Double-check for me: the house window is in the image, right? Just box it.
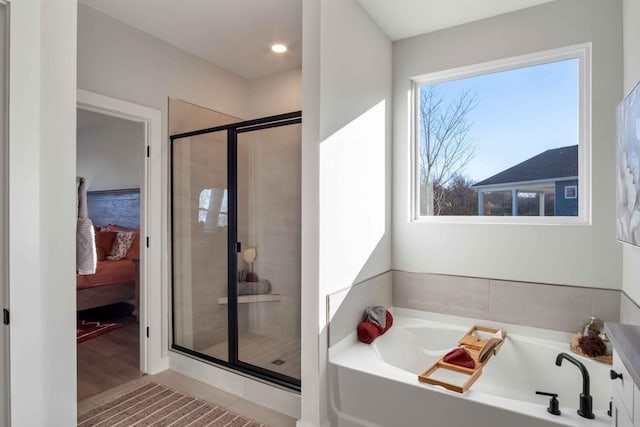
[413,44,590,223]
[564,185,577,199]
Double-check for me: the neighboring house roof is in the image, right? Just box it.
[472,145,578,187]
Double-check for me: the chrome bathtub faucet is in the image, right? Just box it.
[555,352,595,419]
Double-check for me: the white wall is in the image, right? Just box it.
[622,0,640,304]
[392,0,623,288]
[78,3,250,128]
[299,0,392,425]
[77,115,144,191]
[299,0,321,424]
[9,0,77,425]
[249,68,302,118]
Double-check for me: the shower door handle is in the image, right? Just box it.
[236,242,242,253]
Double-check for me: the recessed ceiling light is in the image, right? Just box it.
[271,44,287,53]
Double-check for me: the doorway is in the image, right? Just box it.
[171,111,302,390]
[76,108,145,400]
[75,90,166,402]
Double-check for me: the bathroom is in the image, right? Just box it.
[307,0,640,426]
[4,0,640,425]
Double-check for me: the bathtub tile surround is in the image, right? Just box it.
[489,281,593,332]
[392,271,620,333]
[592,289,623,321]
[327,271,621,355]
[327,272,392,346]
[392,271,490,319]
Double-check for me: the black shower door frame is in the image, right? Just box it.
[170,111,302,391]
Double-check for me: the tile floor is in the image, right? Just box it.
[201,333,301,380]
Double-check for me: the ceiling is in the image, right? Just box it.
[79,0,302,80]
[78,0,556,79]
[357,0,557,41]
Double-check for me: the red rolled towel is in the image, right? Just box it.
[383,310,393,332]
[443,347,476,369]
[357,310,394,344]
[357,321,381,344]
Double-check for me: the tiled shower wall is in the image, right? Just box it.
[241,125,301,342]
[328,270,624,346]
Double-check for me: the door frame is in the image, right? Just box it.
[0,1,8,424]
[77,89,166,374]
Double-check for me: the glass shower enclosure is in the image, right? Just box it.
[171,111,301,389]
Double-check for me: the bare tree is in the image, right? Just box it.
[435,174,478,216]
[419,85,477,215]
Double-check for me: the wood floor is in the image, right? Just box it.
[77,304,143,401]
[201,333,300,380]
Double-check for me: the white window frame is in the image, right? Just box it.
[410,43,592,225]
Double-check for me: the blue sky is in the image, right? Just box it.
[421,58,579,182]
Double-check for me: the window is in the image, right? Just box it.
[198,188,228,230]
[564,185,577,199]
[413,44,590,223]
[198,189,212,223]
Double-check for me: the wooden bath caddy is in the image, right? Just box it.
[418,325,507,394]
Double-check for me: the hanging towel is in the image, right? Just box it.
[76,177,97,275]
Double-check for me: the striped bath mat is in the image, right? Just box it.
[78,383,268,426]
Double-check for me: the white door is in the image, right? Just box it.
[0,2,9,425]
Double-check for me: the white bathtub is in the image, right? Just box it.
[329,308,612,427]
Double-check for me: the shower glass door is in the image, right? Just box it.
[235,123,301,383]
[172,130,229,361]
[171,111,301,389]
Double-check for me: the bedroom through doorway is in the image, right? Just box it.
[76,107,145,401]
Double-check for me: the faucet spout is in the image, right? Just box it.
[555,352,594,419]
[555,352,590,395]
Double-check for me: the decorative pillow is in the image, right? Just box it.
[95,231,117,261]
[126,232,140,259]
[107,231,136,261]
[105,224,140,259]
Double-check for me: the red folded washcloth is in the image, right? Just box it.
[357,310,394,344]
[443,347,476,369]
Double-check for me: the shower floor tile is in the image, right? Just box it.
[201,333,301,380]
